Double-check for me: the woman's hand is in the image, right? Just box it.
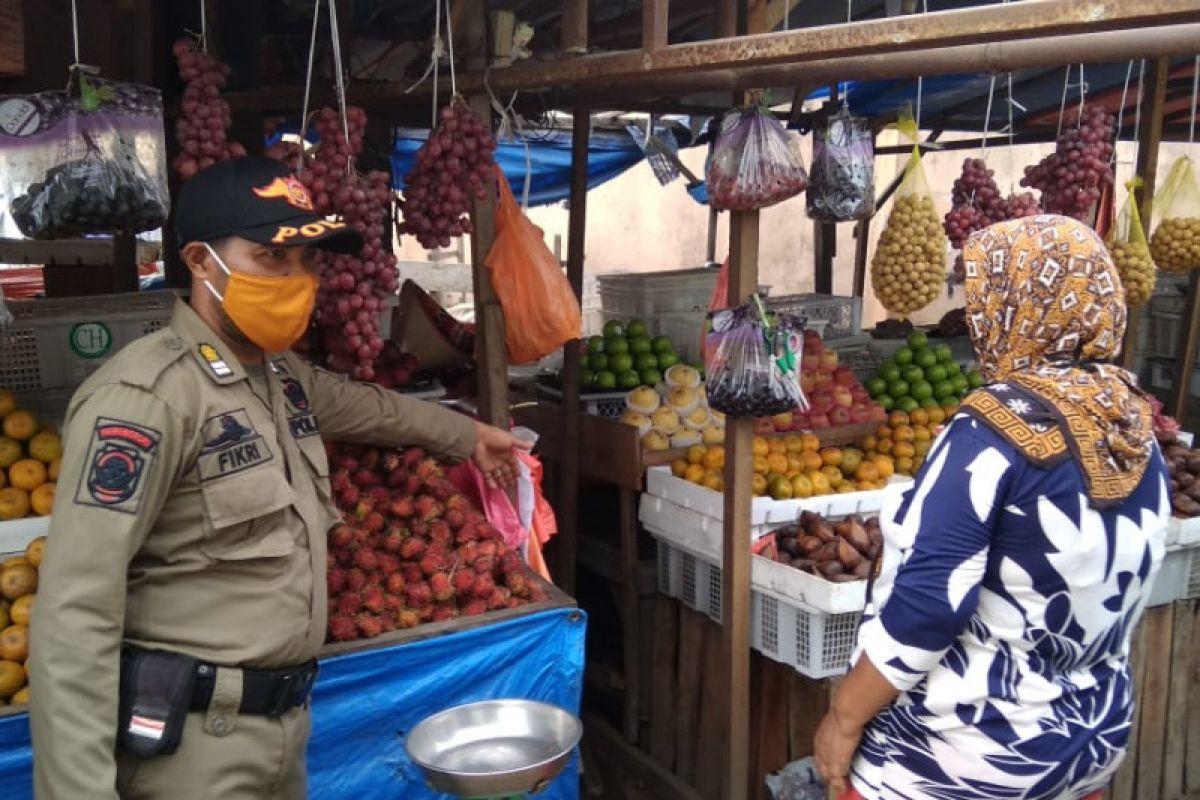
[471,423,534,490]
[814,706,864,795]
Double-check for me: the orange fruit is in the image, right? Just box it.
[30,483,54,517]
[836,483,856,494]
[1,563,36,601]
[874,456,895,479]
[767,453,789,475]
[47,457,61,482]
[943,402,960,417]
[27,431,61,464]
[888,410,910,428]
[895,455,915,475]
[783,435,804,455]
[752,474,768,496]
[856,479,875,491]
[9,595,32,627]
[685,463,707,484]
[912,425,931,443]
[876,438,894,456]
[688,444,707,465]
[855,462,881,483]
[910,408,930,427]
[702,471,724,492]
[10,685,29,705]
[859,434,878,454]
[0,438,20,469]
[875,425,893,442]
[2,411,38,442]
[752,437,770,457]
[821,465,843,485]
[753,455,770,475]
[892,425,915,444]
[703,447,726,471]
[0,625,28,662]
[1,556,23,570]
[840,449,863,477]
[786,454,805,476]
[893,441,916,459]
[800,434,821,453]
[8,459,46,492]
[790,474,814,499]
[913,456,925,471]
[766,474,793,500]
[820,448,844,468]
[0,471,6,490]
[767,438,787,456]
[671,459,690,478]
[0,391,15,419]
[800,451,823,472]
[0,660,24,701]
[807,471,832,496]
[0,488,29,521]
[926,407,946,426]
[913,439,932,458]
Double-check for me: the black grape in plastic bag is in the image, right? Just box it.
[807,106,874,223]
[705,305,808,418]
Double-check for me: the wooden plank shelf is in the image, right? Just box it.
[0,237,161,267]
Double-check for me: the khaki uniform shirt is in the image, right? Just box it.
[29,300,477,799]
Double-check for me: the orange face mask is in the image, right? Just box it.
[203,243,317,353]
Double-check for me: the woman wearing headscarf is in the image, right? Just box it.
[814,215,1169,799]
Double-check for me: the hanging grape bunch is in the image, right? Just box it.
[1021,105,1115,221]
[398,98,497,250]
[171,38,246,180]
[943,158,1006,248]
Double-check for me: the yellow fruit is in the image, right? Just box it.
[876,438,894,456]
[0,488,30,521]
[767,438,787,456]
[8,460,46,492]
[752,437,770,458]
[855,462,881,483]
[820,448,843,468]
[783,435,804,455]
[753,455,770,475]
[859,434,878,454]
[895,455,915,476]
[837,483,857,494]
[702,471,724,492]
[912,425,931,443]
[913,439,932,458]
[28,431,62,464]
[0,625,28,662]
[1150,216,1200,273]
[875,424,893,441]
[0,605,7,630]
[893,441,916,459]
[2,411,38,442]
[874,456,895,479]
[926,407,946,426]
[30,483,54,517]
[767,474,794,500]
[767,453,789,475]
[790,474,814,499]
[786,454,805,476]
[871,194,948,314]
[840,450,863,478]
[0,391,15,418]
[0,564,36,601]
[1,556,23,570]
[910,408,930,427]
[0,438,20,469]
[799,434,821,453]
[856,479,875,491]
[751,474,768,496]
[47,457,61,482]
[9,595,32,627]
[888,410,910,428]
[893,425,915,444]
[671,459,690,478]
[0,660,24,701]
[687,444,707,465]
[685,464,707,484]
[10,685,29,705]
[913,456,925,471]
[807,471,832,496]
[821,465,843,485]
[800,451,823,473]
[943,402,960,417]
[703,447,726,471]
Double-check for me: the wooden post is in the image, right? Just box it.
[643,0,669,50]
[721,209,759,800]
[561,0,588,53]
[1122,57,1169,370]
[464,3,509,426]
[558,108,590,596]
[619,486,642,744]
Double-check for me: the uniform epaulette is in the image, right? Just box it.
[76,329,193,396]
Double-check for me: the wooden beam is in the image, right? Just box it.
[643,0,669,50]
[1122,56,1169,370]
[560,0,588,53]
[852,216,871,300]
[619,487,642,744]
[715,0,737,39]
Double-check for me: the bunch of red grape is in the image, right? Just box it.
[1021,105,1116,221]
[943,159,1007,248]
[171,39,246,180]
[398,99,497,250]
[1004,190,1041,219]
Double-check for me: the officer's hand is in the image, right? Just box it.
[472,423,534,490]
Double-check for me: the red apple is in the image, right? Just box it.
[803,329,824,354]
[793,412,810,429]
[832,386,854,409]
[809,412,831,429]
[800,369,816,394]
[772,412,795,432]
[833,367,857,388]
[830,407,852,426]
[868,404,888,422]
[820,350,839,370]
[810,394,834,415]
[753,417,775,436]
[814,370,833,389]
[849,403,871,424]
[850,387,870,405]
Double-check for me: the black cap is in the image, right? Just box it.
[175,157,363,254]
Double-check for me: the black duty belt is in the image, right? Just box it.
[189,659,319,717]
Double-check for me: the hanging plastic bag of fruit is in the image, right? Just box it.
[0,71,169,240]
[485,166,583,364]
[807,105,875,222]
[707,99,808,212]
[1149,156,1200,273]
[1105,178,1156,307]
[870,107,947,317]
[704,299,808,418]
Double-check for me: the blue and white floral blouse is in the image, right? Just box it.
[850,415,1169,800]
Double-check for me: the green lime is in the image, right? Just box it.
[587,336,606,355]
[580,368,596,387]
[627,320,649,338]
[950,374,969,394]
[911,380,934,401]
[634,353,659,371]
[652,336,675,355]
[898,397,920,413]
[903,365,925,385]
[934,380,955,399]
[894,347,914,366]
[921,397,941,409]
[925,365,947,384]
[640,368,663,386]
[944,360,963,376]
[595,370,617,390]
[967,369,985,389]
[610,353,634,373]
[867,377,888,398]
[879,364,901,384]
[628,337,652,356]
[588,353,610,372]
[878,395,895,411]
[603,320,625,338]
[934,344,954,363]
[618,370,641,389]
[888,379,910,399]
[657,352,680,370]
[915,349,938,370]
[606,337,629,355]
[907,330,929,349]
[936,394,958,407]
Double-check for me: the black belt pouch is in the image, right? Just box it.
[117,647,198,757]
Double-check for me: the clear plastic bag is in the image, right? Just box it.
[807,106,874,222]
[1106,178,1156,306]
[1149,156,1200,273]
[704,303,808,417]
[0,73,169,240]
[707,104,808,212]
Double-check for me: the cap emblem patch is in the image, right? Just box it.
[252,176,314,212]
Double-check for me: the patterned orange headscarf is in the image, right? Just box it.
[960,215,1153,507]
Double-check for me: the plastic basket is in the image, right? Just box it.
[655,538,860,678]
[0,291,177,392]
[1148,544,1200,606]
[535,382,628,419]
[1152,310,1183,360]
[596,268,720,320]
[764,294,862,340]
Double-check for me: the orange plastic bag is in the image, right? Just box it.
[485,167,582,364]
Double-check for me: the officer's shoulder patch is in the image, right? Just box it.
[75,417,162,514]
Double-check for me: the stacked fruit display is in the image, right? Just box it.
[324,443,546,642]
[758,512,882,583]
[790,330,886,430]
[671,435,894,499]
[865,331,981,414]
[567,320,686,393]
[1158,433,1200,518]
[855,407,952,478]
[621,364,724,451]
[0,392,58,521]
[0,535,42,707]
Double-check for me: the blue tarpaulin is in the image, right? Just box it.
[0,607,587,799]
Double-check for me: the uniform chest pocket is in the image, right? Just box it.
[199,465,298,561]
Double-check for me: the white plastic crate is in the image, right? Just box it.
[655,538,861,678]
[642,501,869,614]
[1165,515,1200,548]
[1148,544,1200,607]
[0,291,177,391]
[596,268,719,320]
